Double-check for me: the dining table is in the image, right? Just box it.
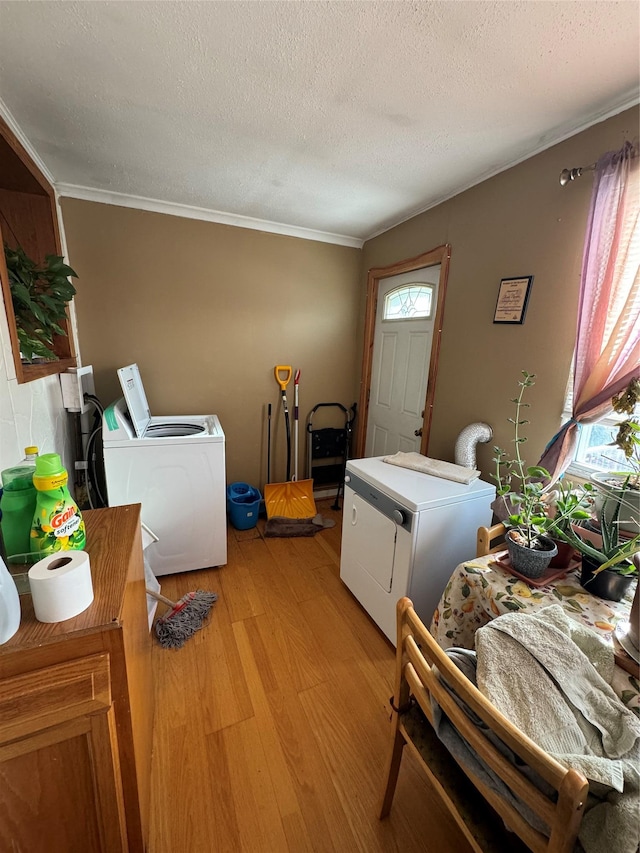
[430,551,639,713]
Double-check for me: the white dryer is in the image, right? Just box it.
[102,364,227,576]
[340,456,495,644]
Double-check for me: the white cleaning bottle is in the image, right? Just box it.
[0,556,20,644]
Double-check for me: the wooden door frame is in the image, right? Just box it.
[354,244,451,459]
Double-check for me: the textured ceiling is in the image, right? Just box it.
[0,1,638,244]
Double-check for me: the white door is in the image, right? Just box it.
[365,267,439,457]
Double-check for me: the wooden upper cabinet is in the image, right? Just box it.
[0,114,76,383]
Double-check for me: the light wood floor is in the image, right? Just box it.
[148,499,473,852]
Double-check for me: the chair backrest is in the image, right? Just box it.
[476,522,506,556]
[394,597,588,853]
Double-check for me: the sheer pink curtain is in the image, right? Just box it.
[539,142,640,481]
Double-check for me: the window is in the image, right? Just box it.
[383,284,433,320]
[564,369,638,477]
[569,417,636,477]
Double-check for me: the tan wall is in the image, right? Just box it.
[361,106,639,480]
[61,105,637,491]
[59,201,362,486]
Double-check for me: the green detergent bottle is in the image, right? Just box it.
[0,447,39,559]
[31,453,86,555]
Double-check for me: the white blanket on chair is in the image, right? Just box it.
[475,605,640,853]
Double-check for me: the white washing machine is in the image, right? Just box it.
[340,456,495,644]
[102,364,227,576]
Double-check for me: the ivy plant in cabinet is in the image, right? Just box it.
[0,113,76,383]
[0,505,154,853]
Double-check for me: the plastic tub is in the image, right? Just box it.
[227,483,262,530]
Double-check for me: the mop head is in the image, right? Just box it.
[154,590,218,649]
[264,513,335,538]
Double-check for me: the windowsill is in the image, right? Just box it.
[565,461,637,487]
[564,462,598,483]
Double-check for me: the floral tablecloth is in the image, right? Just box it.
[430,553,639,714]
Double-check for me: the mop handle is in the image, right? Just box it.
[267,402,272,486]
[293,369,300,481]
[146,589,177,607]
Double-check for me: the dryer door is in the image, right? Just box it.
[340,486,397,594]
[340,484,402,642]
[345,491,396,592]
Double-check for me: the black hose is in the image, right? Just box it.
[86,424,107,508]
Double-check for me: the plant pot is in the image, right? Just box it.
[590,472,640,536]
[506,530,557,579]
[580,554,637,602]
[548,539,577,569]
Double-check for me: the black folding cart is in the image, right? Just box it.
[306,402,357,510]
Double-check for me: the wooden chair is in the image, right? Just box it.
[379,597,588,853]
[476,522,507,557]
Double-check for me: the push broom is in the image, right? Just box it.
[146,588,218,649]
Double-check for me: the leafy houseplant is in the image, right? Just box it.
[541,480,593,568]
[611,376,640,485]
[591,376,640,536]
[492,371,558,577]
[543,480,592,537]
[545,377,640,599]
[3,243,78,362]
[549,494,640,574]
[548,491,640,601]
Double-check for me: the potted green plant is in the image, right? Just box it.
[542,479,592,568]
[591,376,639,535]
[3,243,78,362]
[492,371,558,578]
[548,492,640,601]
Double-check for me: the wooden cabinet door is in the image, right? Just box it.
[0,711,128,852]
[0,654,128,852]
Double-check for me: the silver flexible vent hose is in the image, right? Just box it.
[454,422,493,469]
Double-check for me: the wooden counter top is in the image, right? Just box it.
[1,504,142,654]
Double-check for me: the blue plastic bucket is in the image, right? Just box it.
[227,483,262,530]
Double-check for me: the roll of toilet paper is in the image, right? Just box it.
[28,550,93,623]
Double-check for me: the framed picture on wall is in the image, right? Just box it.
[493,276,533,324]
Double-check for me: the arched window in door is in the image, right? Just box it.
[383,284,434,320]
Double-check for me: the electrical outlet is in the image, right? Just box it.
[60,366,95,413]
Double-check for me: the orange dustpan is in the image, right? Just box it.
[264,479,316,519]
[265,366,317,519]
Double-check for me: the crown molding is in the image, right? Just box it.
[0,95,361,247]
[56,183,364,249]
